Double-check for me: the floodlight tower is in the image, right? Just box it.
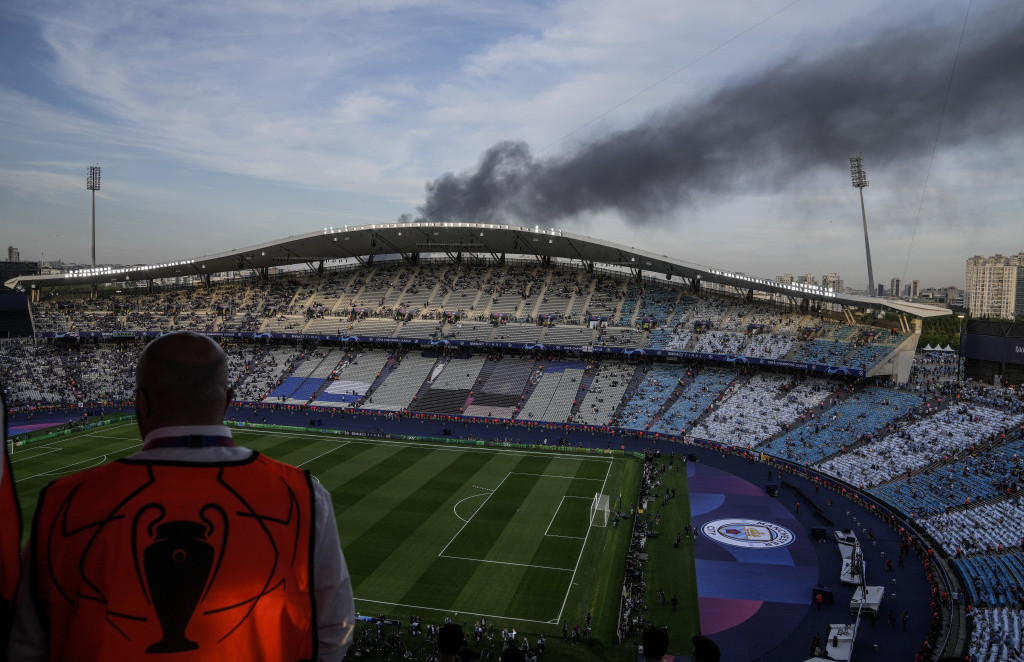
[850,154,875,296]
[86,164,100,268]
[86,164,101,268]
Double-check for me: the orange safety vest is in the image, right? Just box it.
[32,453,317,661]
[0,393,23,639]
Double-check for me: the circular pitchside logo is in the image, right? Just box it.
[702,518,795,549]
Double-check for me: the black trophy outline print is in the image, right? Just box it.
[132,502,227,653]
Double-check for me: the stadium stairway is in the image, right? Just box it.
[361,354,398,401]
[609,364,649,426]
[568,363,597,419]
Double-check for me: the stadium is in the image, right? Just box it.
[3,222,1022,662]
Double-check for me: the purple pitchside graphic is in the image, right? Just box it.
[688,463,817,661]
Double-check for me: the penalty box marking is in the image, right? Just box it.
[439,469,604,568]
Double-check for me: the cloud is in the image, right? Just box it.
[416,8,1024,227]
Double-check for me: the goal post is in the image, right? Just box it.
[591,492,610,527]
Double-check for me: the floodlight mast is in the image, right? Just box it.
[86,165,101,268]
[850,154,875,296]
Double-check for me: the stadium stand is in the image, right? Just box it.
[11,258,1024,662]
[758,386,923,465]
[688,373,833,447]
[363,352,437,411]
[818,405,1024,488]
[518,360,586,422]
[463,356,536,419]
[573,361,636,426]
[968,607,1024,662]
[312,349,390,408]
[649,366,738,435]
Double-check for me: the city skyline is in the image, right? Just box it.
[1,1,1022,290]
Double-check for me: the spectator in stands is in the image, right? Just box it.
[7,332,355,661]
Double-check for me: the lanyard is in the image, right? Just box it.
[144,435,236,449]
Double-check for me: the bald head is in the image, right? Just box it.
[135,332,233,437]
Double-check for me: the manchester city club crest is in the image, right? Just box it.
[701,518,795,549]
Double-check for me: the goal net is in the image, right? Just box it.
[590,493,610,527]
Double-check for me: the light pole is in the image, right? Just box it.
[850,155,875,297]
[86,164,101,268]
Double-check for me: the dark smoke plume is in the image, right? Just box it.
[416,9,1024,225]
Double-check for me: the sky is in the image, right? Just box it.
[1,0,1021,292]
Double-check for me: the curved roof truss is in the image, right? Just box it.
[6,221,951,318]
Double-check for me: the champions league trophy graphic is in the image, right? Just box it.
[134,505,226,653]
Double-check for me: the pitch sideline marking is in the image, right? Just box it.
[437,553,573,572]
[16,448,141,483]
[352,596,557,626]
[238,427,614,464]
[296,441,350,468]
[511,471,604,480]
[438,472,510,557]
[554,458,612,625]
[543,495,591,538]
[11,421,138,462]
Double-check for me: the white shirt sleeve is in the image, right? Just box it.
[311,481,356,661]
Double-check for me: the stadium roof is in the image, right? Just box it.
[7,221,952,318]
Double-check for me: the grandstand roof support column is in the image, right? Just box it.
[200,272,210,288]
[799,298,809,313]
[745,288,754,303]
[258,266,269,281]
[584,261,594,274]
[689,276,700,293]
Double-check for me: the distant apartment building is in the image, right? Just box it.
[890,278,902,298]
[798,273,817,286]
[7,246,18,262]
[920,286,959,304]
[821,273,843,292]
[776,273,794,285]
[965,253,1024,319]
[910,280,920,299]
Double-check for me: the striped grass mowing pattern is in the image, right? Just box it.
[11,424,638,635]
[296,435,618,625]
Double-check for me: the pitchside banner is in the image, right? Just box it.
[961,334,1024,365]
[38,331,866,377]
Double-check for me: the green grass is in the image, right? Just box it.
[638,457,701,646]
[11,422,681,660]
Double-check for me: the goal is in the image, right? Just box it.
[590,493,610,527]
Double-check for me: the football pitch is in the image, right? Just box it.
[11,421,652,651]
